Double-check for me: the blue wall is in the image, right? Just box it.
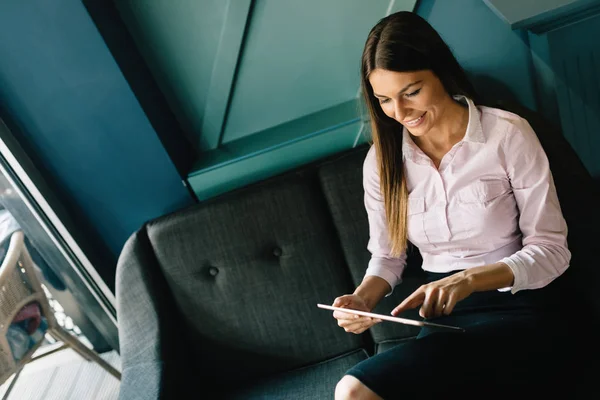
[0,0,195,287]
[417,0,538,110]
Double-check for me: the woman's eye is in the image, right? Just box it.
[405,88,421,98]
[379,98,390,104]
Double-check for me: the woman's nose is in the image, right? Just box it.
[393,100,407,123]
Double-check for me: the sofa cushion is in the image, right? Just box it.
[318,146,426,343]
[225,349,368,399]
[146,172,362,385]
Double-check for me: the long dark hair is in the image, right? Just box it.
[361,11,478,255]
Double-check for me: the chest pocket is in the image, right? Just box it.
[456,180,509,204]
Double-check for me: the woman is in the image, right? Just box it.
[332,11,576,399]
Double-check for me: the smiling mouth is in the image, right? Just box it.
[404,112,426,127]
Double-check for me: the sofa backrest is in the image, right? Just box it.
[144,168,364,385]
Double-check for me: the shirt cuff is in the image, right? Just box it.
[499,256,526,294]
[364,258,403,297]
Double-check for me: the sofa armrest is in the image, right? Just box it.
[116,226,185,399]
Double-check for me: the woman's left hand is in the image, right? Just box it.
[391,271,474,319]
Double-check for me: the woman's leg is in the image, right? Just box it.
[340,311,575,399]
[338,274,578,398]
[335,375,383,400]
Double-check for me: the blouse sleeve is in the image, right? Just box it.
[498,118,571,293]
[363,147,407,295]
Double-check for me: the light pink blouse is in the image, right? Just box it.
[363,97,570,294]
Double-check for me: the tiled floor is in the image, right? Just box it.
[0,346,120,400]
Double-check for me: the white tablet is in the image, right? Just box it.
[317,304,464,331]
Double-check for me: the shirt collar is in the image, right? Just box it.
[456,95,484,144]
[402,95,484,163]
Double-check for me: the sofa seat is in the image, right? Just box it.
[226,349,368,400]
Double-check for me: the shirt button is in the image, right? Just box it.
[208,266,219,277]
[273,247,283,257]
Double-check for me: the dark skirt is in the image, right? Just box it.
[345,271,582,399]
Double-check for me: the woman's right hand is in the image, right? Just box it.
[332,294,382,334]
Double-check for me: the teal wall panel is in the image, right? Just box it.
[484,0,580,26]
[417,0,538,110]
[189,99,360,199]
[201,1,253,150]
[548,14,600,177]
[221,0,402,143]
[484,0,600,31]
[183,0,418,199]
[115,0,418,153]
[116,0,230,150]
[189,120,362,200]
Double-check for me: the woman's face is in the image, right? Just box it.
[368,69,451,137]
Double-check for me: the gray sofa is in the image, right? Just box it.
[115,103,600,399]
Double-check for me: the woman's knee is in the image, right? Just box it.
[335,375,382,400]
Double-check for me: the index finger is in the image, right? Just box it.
[391,287,426,316]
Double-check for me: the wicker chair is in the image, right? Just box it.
[0,230,120,398]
